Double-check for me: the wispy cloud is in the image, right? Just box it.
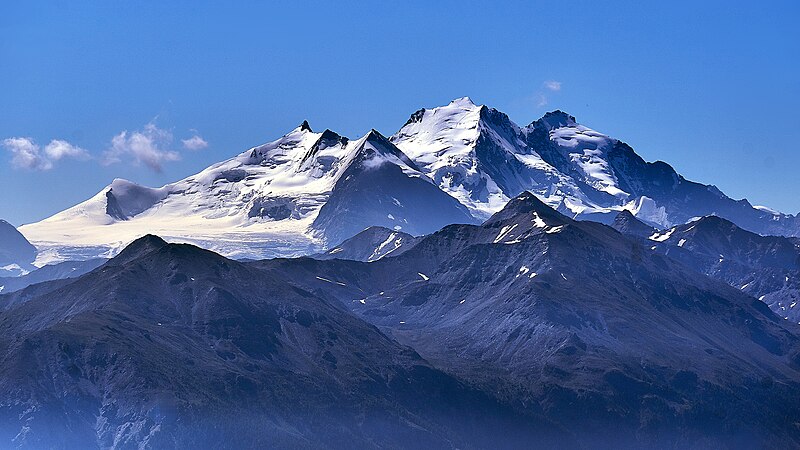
[535,80,563,108]
[3,137,89,171]
[103,121,180,172]
[44,139,90,161]
[536,93,549,107]
[181,134,208,151]
[544,80,562,92]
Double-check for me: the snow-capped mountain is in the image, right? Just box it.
[20,123,475,263]
[391,98,586,220]
[393,98,800,234]
[18,98,800,264]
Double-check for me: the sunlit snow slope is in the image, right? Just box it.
[21,122,474,264]
[393,98,800,233]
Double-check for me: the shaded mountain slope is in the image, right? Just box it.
[0,220,37,275]
[611,210,658,238]
[311,130,477,245]
[647,215,800,323]
[0,236,568,449]
[254,193,800,449]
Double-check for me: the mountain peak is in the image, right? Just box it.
[108,234,168,266]
[484,191,568,227]
[503,191,555,213]
[365,128,385,140]
[298,129,348,169]
[612,210,657,238]
[533,110,577,130]
[684,215,738,233]
[353,129,418,169]
[449,96,477,107]
[299,120,313,132]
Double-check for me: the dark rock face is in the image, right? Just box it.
[0,219,37,267]
[312,226,421,262]
[312,131,477,245]
[648,215,800,323]
[247,197,299,220]
[105,189,128,220]
[611,210,657,238]
[102,180,167,221]
[257,193,800,449]
[0,236,567,449]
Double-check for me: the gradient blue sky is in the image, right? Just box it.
[1,1,798,225]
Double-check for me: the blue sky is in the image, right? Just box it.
[1,1,798,225]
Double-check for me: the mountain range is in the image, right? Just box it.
[17,97,800,266]
[2,194,799,448]
[4,97,800,448]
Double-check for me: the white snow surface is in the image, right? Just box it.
[20,125,364,262]
[391,97,671,226]
[368,233,405,262]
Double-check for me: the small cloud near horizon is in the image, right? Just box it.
[2,137,89,171]
[544,80,562,91]
[182,134,208,151]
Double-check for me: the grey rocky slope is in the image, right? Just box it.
[0,235,567,449]
[255,192,800,449]
[312,226,421,262]
[644,215,800,323]
[610,209,657,238]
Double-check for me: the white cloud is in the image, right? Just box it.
[544,80,562,91]
[103,121,180,172]
[181,135,208,151]
[2,137,51,170]
[44,139,90,161]
[534,80,563,108]
[3,137,89,171]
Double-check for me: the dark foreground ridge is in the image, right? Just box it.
[0,235,569,449]
[2,197,800,448]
